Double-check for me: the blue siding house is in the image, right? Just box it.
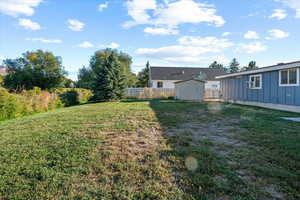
[216,61,300,113]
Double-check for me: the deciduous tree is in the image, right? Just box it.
[3,50,66,91]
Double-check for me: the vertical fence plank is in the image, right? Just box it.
[204,88,220,99]
[125,88,175,99]
[125,88,220,99]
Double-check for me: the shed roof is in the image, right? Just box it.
[216,60,300,79]
[174,79,205,84]
[150,66,226,81]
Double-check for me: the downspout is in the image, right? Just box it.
[148,63,151,88]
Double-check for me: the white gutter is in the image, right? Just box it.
[216,62,300,79]
[148,64,151,87]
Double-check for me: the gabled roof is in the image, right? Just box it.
[150,66,227,81]
[216,60,300,79]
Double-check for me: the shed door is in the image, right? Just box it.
[177,81,203,100]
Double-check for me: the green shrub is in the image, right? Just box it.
[0,87,63,121]
[59,91,80,107]
[54,88,93,106]
[0,75,3,86]
[0,88,23,119]
[0,87,92,121]
[21,87,63,112]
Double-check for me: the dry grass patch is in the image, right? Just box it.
[1,100,300,199]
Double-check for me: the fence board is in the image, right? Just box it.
[126,88,220,99]
[204,88,220,99]
[125,88,175,99]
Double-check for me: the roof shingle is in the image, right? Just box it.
[150,66,227,81]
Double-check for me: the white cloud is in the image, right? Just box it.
[244,31,260,39]
[26,38,62,43]
[154,0,225,27]
[269,9,287,19]
[165,55,228,64]
[178,36,233,49]
[266,29,289,39]
[77,41,94,48]
[100,42,120,49]
[124,0,157,28]
[275,0,300,18]
[98,2,108,12]
[238,42,267,54]
[135,36,233,64]
[222,32,231,37]
[0,0,43,17]
[68,19,85,31]
[18,18,41,30]
[124,0,225,29]
[144,27,178,35]
[107,42,120,49]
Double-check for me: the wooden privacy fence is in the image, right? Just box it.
[204,88,220,99]
[125,88,175,99]
[125,88,220,100]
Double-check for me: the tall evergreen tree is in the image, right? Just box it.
[209,61,225,69]
[77,49,137,89]
[229,58,240,73]
[137,61,150,87]
[92,52,126,100]
[247,61,258,70]
[208,61,228,72]
[241,61,259,71]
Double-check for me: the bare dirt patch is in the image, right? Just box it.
[97,126,165,164]
[164,108,286,200]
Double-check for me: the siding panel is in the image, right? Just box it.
[219,68,300,106]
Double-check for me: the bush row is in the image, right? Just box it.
[0,87,93,121]
[52,88,93,107]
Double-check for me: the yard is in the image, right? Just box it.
[0,100,300,199]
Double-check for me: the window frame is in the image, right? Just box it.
[249,74,262,89]
[279,68,299,87]
[157,81,163,88]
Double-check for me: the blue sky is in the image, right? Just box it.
[1,0,300,80]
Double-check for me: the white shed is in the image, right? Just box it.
[175,79,205,101]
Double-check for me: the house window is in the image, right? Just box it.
[279,68,299,86]
[157,81,163,88]
[249,74,262,89]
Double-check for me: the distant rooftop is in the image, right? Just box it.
[150,66,227,81]
[0,66,7,76]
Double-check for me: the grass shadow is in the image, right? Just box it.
[148,99,300,199]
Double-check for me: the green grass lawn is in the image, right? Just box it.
[0,100,300,199]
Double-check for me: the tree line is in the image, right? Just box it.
[1,49,150,101]
[208,58,259,73]
[1,49,259,101]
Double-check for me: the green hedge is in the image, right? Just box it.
[0,87,62,120]
[0,87,93,121]
[53,88,93,106]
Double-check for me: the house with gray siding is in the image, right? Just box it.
[150,66,226,89]
[216,61,300,113]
